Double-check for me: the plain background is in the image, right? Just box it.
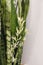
[21,0,43,65]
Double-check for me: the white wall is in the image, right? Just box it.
[21,0,43,65]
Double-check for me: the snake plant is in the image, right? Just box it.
[0,0,29,65]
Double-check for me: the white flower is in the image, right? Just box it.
[25,28,29,34]
[13,41,19,49]
[17,41,19,45]
[11,45,14,51]
[12,57,14,62]
[23,37,26,41]
[10,53,13,57]
[18,17,23,22]
[12,57,17,62]
[18,17,20,21]
[14,44,17,48]
[17,17,25,28]
[16,33,18,37]
[18,36,21,40]
[16,27,20,36]
[19,42,23,47]
[7,42,11,48]
[16,27,23,36]
[6,0,11,12]
[21,20,25,27]
[6,36,11,41]
[12,36,16,41]
[19,27,23,33]
[13,0,17,8]
[6,30,11,36]
[16,27,19,34]
[7,50,11,55]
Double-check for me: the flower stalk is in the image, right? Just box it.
[0,0,29,65]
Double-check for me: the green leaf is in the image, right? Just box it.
[21,0,29,19]
[11,0,17,35]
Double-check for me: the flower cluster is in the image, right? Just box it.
[5,0,29,65]
[6,0,11,12]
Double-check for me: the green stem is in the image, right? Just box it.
[6,0,12,65]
